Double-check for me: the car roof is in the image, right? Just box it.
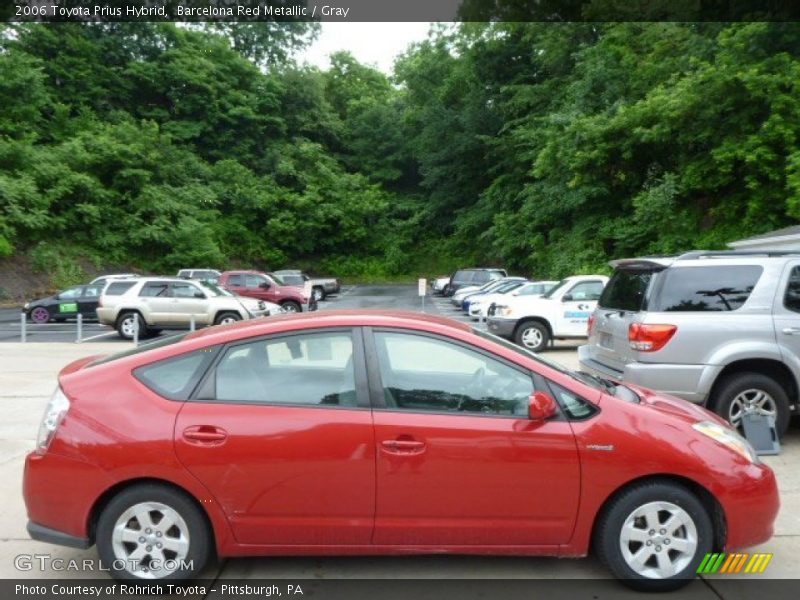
[184,309,471,344]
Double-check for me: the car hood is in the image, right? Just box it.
[611,383,729,427]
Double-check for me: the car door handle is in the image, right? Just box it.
[380,439,426,454]
[783,327,800,335]
[182,426,227,445]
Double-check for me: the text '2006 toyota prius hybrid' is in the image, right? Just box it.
[23,311,777,591]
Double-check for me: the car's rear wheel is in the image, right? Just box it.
[594,481,712,591]
[711,372,790,437]
[96,484,211,581]
[30,307,50,324]
[312,287,325,302]
[116,312,145,340]
[281,300,301,313]
[514,321,549,352]
[214,312,241,326]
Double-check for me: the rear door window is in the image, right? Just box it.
[227,274,244,286]
[599,270,655,312]
[105,281,136,296]
[139,282,170,297]
[453,270,475,284]
[651,266,763,312]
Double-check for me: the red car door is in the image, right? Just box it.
[366,328,581,546]
[174,328,376,545]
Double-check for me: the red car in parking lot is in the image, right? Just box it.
[218,270,310,312]
[23,311,777,589]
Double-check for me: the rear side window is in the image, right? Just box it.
[227,274,244,286]
[600,270,654,312]
[139,282,170,297]
[783,266,800,313]
[134,350,214,400]
[651,266,763,312]
[105,281,136,296]
[453,270,475,283]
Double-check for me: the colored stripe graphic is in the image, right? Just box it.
[697,553,772,575]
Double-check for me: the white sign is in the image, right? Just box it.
[418,278,427,296]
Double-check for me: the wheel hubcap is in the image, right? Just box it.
[284,304,298,313]
[313,290,323,301]
[31,308,49,323]
[521,328,543,349]
[220,317,237,324]
[729,389,777,429]
[121,316,138,337]
[620,501,698,579]
[111,502,189,579]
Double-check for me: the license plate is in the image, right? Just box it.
[599,332,614,349]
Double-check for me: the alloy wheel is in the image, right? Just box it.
[30,307,49,324]
[619,501,698,579]
[521,327,543,349]
[728,388,777,429]
[111,501,190,579]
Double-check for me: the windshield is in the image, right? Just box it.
[542,279,570,299]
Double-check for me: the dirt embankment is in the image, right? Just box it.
[0,254,142,307]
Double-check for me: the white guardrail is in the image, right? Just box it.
[18,312,201,346]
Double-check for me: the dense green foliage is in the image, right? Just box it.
[1,22,799,285]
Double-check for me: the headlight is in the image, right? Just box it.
[36,387,70,453]
[24,302,30,310]
[495,305,514,317]
[692,421,758,463]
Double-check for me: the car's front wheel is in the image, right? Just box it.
[281,300,301,313]
[30,307,51,324]
[214,312,241,326]
[594,481,712,592]
[514,321,549,352]
[96,484,211,581]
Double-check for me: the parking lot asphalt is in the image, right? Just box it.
[1,284,798,598]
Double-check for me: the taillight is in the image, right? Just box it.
[587,315,596,336]
[36,386,70,453]
[629,323,677,352]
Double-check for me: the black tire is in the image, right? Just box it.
[594,481,713,592]
[95,483,211,581]
[514,321,550,352]
[312,286,326,302]
[442,284,452,297]
[281,300,302,313]
[116,312,145,340]
[710,371,790,437]
[214,311,242,326]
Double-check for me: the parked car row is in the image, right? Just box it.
[23,267,342,339]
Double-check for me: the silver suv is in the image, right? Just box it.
[579,251,800,436]
[97,278,279,339]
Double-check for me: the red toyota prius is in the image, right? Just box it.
[23,311,778,590]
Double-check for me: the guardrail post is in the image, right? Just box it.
[133,317,139,347]
[190,314,195,332]
[76,313,83,343]
[20,312,26,343]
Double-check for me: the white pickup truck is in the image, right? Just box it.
[486,275,609,352]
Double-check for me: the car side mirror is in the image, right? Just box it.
[529,391,558,421]
[194,291,206,299]
[562,293,573,302]
[259,282,271,289]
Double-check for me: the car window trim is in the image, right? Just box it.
[189,326,371,410]
[362,326,539,419]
